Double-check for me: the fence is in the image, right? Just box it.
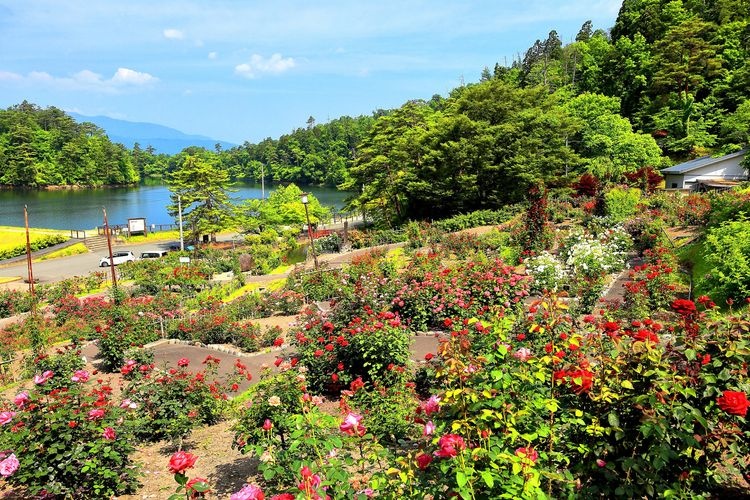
[95,223,179,236]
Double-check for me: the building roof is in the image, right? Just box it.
[661,149,747,174]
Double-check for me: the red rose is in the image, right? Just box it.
[416,452,432,470]
[424,353,434,361]
[168,451,198,474]
[434,434,465,458]
[717,391,749,417]
[671,299,697,317]
[177,357,190,367]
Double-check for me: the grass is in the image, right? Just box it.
[0,226,68,252]
[265,278,286,292]
[269,263,294,275]
[678,240,711,297]
[35,243,88,261]
[119,229,181,244]
[223,282,262,302]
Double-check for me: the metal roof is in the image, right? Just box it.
[661,149,747,174]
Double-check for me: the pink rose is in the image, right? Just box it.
[339,412,366,437]
[513,347,533,362]
[13,391,29,408]
[0,411,16,425]
[422,395,441,416]
[0,453,19,477]
[231,484,265,500]
[33,370,54,385]
[262,419,273,431]
[423,421,435,437]
[177,358,190,367]
[103,427,116,441]
[71,370,90,383]
[87,408,106,421]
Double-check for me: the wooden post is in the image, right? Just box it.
[103,208,118,289]
[23,205,36,314]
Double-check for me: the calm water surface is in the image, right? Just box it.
[0,182,351,230]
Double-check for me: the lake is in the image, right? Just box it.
[0,182,351,230]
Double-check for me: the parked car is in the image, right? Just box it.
[99,251,136,267]
[140,250,169,259]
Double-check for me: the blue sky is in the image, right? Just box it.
[0,1,621,145]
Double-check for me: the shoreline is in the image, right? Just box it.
[0,183,139,191]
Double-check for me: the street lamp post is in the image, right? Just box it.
[178,195,184,252]
[301,193,319,269]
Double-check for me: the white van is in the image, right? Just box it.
[140,250,169,259]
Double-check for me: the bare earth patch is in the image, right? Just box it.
[118,420,257,499]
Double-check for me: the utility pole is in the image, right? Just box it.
[300,193,319,269]
[23,205,36,315]
[103,207,118,290]
[178,195,184,251]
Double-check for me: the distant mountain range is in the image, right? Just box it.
[69,113,237,155]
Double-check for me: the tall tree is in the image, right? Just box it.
[168,154,235,242]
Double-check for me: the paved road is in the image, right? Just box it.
[0,217,366,287]
[0,239,179,286]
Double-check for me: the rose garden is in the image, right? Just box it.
[1,178,749,498]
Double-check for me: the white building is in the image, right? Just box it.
[661,149,748,190]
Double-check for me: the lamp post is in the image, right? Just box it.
[178,195,184,251]
[301,193,319,269]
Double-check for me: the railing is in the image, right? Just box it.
[95,223,179,236]
[152,223,179,232]
[69,230,88,239]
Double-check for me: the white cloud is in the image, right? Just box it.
[111,67,158,85]
[0,68,158,92]
[163,28,184,40]
[0,71,23,82]
[235,53,295,79]
[72,69,103,84]
[208,51,218,60]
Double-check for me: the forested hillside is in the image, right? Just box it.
[0,101,138,187]
[1,0,748,196]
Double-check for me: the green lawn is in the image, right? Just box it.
[0,226,68,252]
[678,240,711,298]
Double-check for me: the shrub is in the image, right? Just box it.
[30,345,86,392]
[341,379,419,442]
[0,372,140,498]
[707,189,750,227]
[700,218,750,302]
[604,187,642,222]
[122,355,241,444]
[676,194,711,226]
[286,268,346,302]
[313,233,342,254]
[432,206,520,233]
[232,367,306,455]
[0,289,34,319]
[524,251,568,294]
[290,309,411,392]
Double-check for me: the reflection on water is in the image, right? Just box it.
[0,183,351,230]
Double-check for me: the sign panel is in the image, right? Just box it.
[128,218,146,234]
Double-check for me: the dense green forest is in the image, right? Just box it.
[0,101,138,187]
[1,0,748,212]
